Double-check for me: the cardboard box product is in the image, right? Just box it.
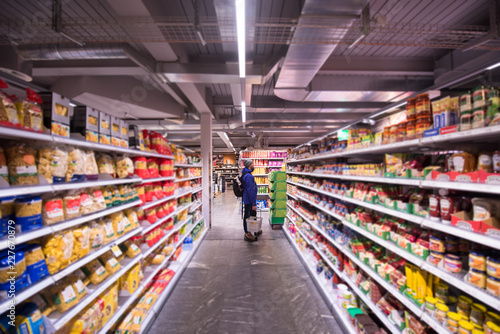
[120,120,129,139]
[129,125,145,150]
[111,136,120,147]
[72,106,99,141]
[99,133,111,145]
[41,92,72,137]
[99,111,111,135]
[451,211,500,238]
[120,138,128,148]
[111,116,121,137]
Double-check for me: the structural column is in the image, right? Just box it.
[200,112,213,227]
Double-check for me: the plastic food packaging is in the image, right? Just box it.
[66,147,87,182]
[67,274,87,301]
[124,208,140,229]
[134,156,150,179]
[79,190,96,215]
[85,150,99,181]
[62,192,81,219]
[97,153,116,178]
[0,79,21,127]
[41,195,65,225]
[0,148,8,184]
[42,230,75,274]
[99,217,116,244]
[6,142,38,186]
[18,243,49,284]
[37,145,68,184]
[147,158,160,178]
[71,225,91,262]
[82,259,109,284]
[91,187,107,211]
[109,212,125,237]
[89,220,104,250]
[115,155,134,179]
[15,195,43,232]
[99,252,122,275]
[145,207,157,223]
[49,280,79,313]
[0,302,46,334]
[119,240,141,258]
[16,88,43,132]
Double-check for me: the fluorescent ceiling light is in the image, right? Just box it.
[69,103,77,107]
[487,62,500,70]
[235,0,246,78]
[348,33,365,49]
[368,101,406,119]
[241,101,246,123]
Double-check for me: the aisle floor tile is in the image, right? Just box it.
[148,192,344,334]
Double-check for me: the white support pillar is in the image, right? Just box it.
[200,112,213,227]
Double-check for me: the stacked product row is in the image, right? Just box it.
[269,171,287,225]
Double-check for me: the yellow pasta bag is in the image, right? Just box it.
[28,293,54,317]
[137,293,159,311]
[69,302,103,334]
[42,231,74,274]
[129,309,146,332]
[50,280,79,313]
[119,240,141,259]
[99,283,118,325]
[151,254,165,265]
[71,225,91,262]
[119,263,141,296]
[68,274,87,301]
[88,220,104,250]
[98,217,116,244]
[109,212,126,236]
[74,268,90,286]
[124,208,140,229]
[99,252,121,275]
[81,259,109,285]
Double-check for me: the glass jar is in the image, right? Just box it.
[416,116,432,138]
[471,304,487,327]
[470,252,487,271]
[467,269,487,289]
[383,126,391,145]
[484,313,500,332]
[397,122,406,142]
[389,125,398,143]
[416,93,431,117]
[436,303,449,323]
[487,276,500,296]
[425,296,438,315]
[458,296,473,318]
[487,257,500,278]
[406,98,416,121]
[459,320,475,334]
[436,283,449,303]
[448,312,462,333]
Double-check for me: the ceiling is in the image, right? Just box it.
[0,0,499,151]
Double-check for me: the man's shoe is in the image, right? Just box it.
[244,232,257,242]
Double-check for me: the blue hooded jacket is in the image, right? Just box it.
[241,167,257,205]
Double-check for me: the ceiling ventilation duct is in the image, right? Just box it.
[274,0,368,102]
[15,43,129,61]
[0,45,33,82]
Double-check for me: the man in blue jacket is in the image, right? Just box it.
[242,159,261,241]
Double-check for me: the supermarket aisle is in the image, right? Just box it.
[149,191,343,334]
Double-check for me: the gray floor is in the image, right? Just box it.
[149,191,344,334]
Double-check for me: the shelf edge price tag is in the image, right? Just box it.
[111,245,123,258]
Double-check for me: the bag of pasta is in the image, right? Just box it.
[66,147,86,182]
[37,145,68,184]
[147,158,159,178]
[85,150,99,181]
[119,240,141,258]
[41,195,64,225]
[135,207,145,222]
[81,259,109,285]
[145,207,157,224]
[1,197,14,236]
[115,155,134,179]
[79,190,96,215]
[99,217,116,244]
[88,220,104,250]
[101,186,112,208]
[99,252,121,275]
[90,187,106,211]
[156,204,166,219]
[49,279,79,312]
[109,185,122,206]
[109,212,125,237]
[6,142,38,186]
[69,302,103,334]
[62,191,81,220]
[16,88,43,133]
[97,153,115,178]
[42,230,74,274]
[0,79,21,128]
[17,243,49,284]
[0,148,8,184]
[144,183,154,203]
[124,208,140,229]
[71,225,90,262]
[67,273,87,301]
[29,292,55,317]
[15,195,43,232]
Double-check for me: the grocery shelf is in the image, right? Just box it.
[243,157,285,160]
[420,313,449,334]
[50,254,143,330]
[282,227,357,334]
[189,201,202,212]
[175,176,202,182]
[287,192,298,200]
[287,171,421,186]
[0,200,142,251]
[143,217,192,258]
[420,124,500,145]
[0,276,54,314]
[289,180,500,251]
[420,179,500,194]
[140,195,175,210]
[253,173,269,176]
[256,184,269,186]
[142,203,192,235]
[174,163,202,168]
[140,176,175,184]
[191,187,202,193]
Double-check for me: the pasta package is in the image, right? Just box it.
[71,225,91,262]
[15,195,43,232]
[147,158,159,178]
[41,195,64,225]
[85,150,99,181]
[81,259,109,285]
[0,80,21,127]
[67,302,103,334]
[91,188,107,211]
[151,254,165,265]
[79,190,96,215]
[99,217,116,244]
[62,192,81,219]
[89,220,104,250]
[124,208,140,229]
[6,142,38,186]
[42,230,74,274]
[37,145,68,184]
[28,293,53,317]
[119,263,141,296]
[99,252,121,275]
[50,280,79,312]
[17,243,49,284]
[97,154,116,178]
[109,186,121,206]
[102,186,112,208]
[115,156,134,179]
[109,212,125,237]
[0,148,9,184]
[137,292,159,311]
[74,268,90,286]
[1,197,14,236]
[100,283,118,325]
[0,302,46,334]
[66,147,86,182]
[17,88,43,132]
[119,240,141,258]
[67,274,88,301]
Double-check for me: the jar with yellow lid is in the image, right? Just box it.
[425,296,438,315]
[436,303,449,323]
[484,312,500,332]
[472,329,485,334]
[458,296,473,317]
[448,312,463,333]
[459,320,475,334]
[486,321,500,334]
[471,304,487,327]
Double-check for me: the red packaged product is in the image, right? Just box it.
[153,182,164,199]
[156,205,166,219]
[428,194,440,221]
[159,159,173,177]
[0,79,21,128]
[142,130,151,149]
[145,207,157,223]
[147,158,160,178]
[440,196,455,222]
[134,156,150,179]
[135,207,145,221]
[144,183,154,203]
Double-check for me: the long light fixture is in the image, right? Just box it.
[241,101,246,123]
[236,0,246,78]
[487,62,500,70]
